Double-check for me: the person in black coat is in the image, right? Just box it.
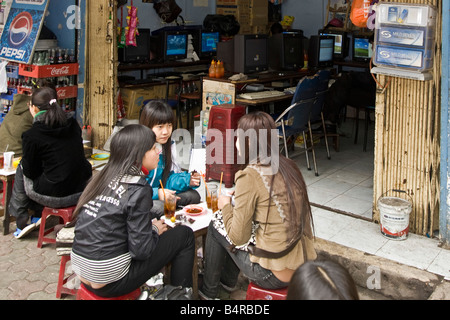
[9,87,92,239]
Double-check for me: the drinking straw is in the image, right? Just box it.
[159,180,166,202]
[200,171,210,196]
[219,172,223,195]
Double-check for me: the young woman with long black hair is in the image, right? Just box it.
[70,125,195,298]
[10,86,92,239]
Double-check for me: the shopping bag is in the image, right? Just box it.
[350,0,372,28]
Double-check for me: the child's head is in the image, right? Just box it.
[139,100,175,145]
[31,86,66,128]
[287,259,359,300]
[110,124,158,172]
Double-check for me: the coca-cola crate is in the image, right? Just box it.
[19,63,79,78]
[56,86,77,99]
[17,86,77,99]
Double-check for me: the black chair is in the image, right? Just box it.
[275,75,319,175]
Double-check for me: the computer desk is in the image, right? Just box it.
[203,69,309,111]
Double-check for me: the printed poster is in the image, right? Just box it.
[0,0,49,64]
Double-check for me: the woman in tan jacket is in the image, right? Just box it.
[199,111,316,300]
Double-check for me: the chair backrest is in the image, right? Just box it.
[276,76,319,132]
[310,69,331,122]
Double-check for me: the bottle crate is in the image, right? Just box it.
[18,63,79,78]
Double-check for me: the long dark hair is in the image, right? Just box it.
[72,124,156,221]
[287,260,359,300]
[237,111,314,241]
[139,100,175,185]
[31,87,66,128]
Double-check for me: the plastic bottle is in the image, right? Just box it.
[217,60,224,78]
[209,60,216,78]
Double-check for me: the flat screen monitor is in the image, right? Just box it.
[269,32,304,71]
[163,31,188,61]
[308,35,334,69]
[200,31,220,58]
[118,28,151,63]
[234,34,268,74]
[352,35,373,62]
[319,29,348,60]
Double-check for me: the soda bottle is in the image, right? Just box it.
[209,60,216,78]
[303,50,308,70]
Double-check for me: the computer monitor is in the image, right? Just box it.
[308,35,334,69]
[200,31,220,58]
[352,34,373,63]
[319,29,348,60]
[118,28,151,63]
[163,30,188,62]
[234,34,269,74]
[269,32,304,71]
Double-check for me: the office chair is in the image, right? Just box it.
[275,75,319,176]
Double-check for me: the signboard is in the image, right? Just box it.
[0,0,49,64]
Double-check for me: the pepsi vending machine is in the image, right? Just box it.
[0,0,49,64]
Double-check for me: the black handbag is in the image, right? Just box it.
[153,0,182,23]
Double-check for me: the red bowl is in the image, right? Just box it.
[182,205,206,216]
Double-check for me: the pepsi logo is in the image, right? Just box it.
[9,11,33,48]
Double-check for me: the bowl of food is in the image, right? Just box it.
[182,205,206,216]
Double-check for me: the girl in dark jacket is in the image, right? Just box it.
[10,87,92,239]
[71,125,195,298]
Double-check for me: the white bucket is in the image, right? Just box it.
[378,196,412,240]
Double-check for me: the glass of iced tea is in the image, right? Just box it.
[164,194,177,220]
[206,184,218,209]
[211,189,219,213]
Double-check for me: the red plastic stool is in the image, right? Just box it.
[76,283,141,300]
[56,255,78,299]
[246,283,287,300]
[37,206,76,248]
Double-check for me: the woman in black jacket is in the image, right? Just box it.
[71,125,195,298]
[10,86,92,239]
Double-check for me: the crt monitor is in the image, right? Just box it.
[234,34,269,74]
[200,31,220,58]
[352,34,373,63]
[308,35,334,69]
[319,29,348,60]
[118,28,151,63]
[163,30,188,61]
[269,32,304,71]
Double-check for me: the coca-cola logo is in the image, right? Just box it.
[50,66,70,76]
[58,89,67,98]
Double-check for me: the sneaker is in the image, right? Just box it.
[13,223,37,239]
[198,289,219,300]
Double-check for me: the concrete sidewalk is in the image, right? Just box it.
[0,210,449,300]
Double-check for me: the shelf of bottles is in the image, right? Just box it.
[1,48,78,118]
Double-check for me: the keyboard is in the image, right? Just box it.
[239,90,287,100]
[283,86,297,94]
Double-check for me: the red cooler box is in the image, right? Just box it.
[206,104,246,188]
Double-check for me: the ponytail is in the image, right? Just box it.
[32,87,67,128]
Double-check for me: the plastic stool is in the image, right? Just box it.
[56,255,78,298]
[37,206,76,248]
[246,283,287,300]
[76,283,141,300]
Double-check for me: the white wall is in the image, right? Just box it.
[281,0,327,37]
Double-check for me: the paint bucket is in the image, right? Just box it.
[377,190,412,240]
